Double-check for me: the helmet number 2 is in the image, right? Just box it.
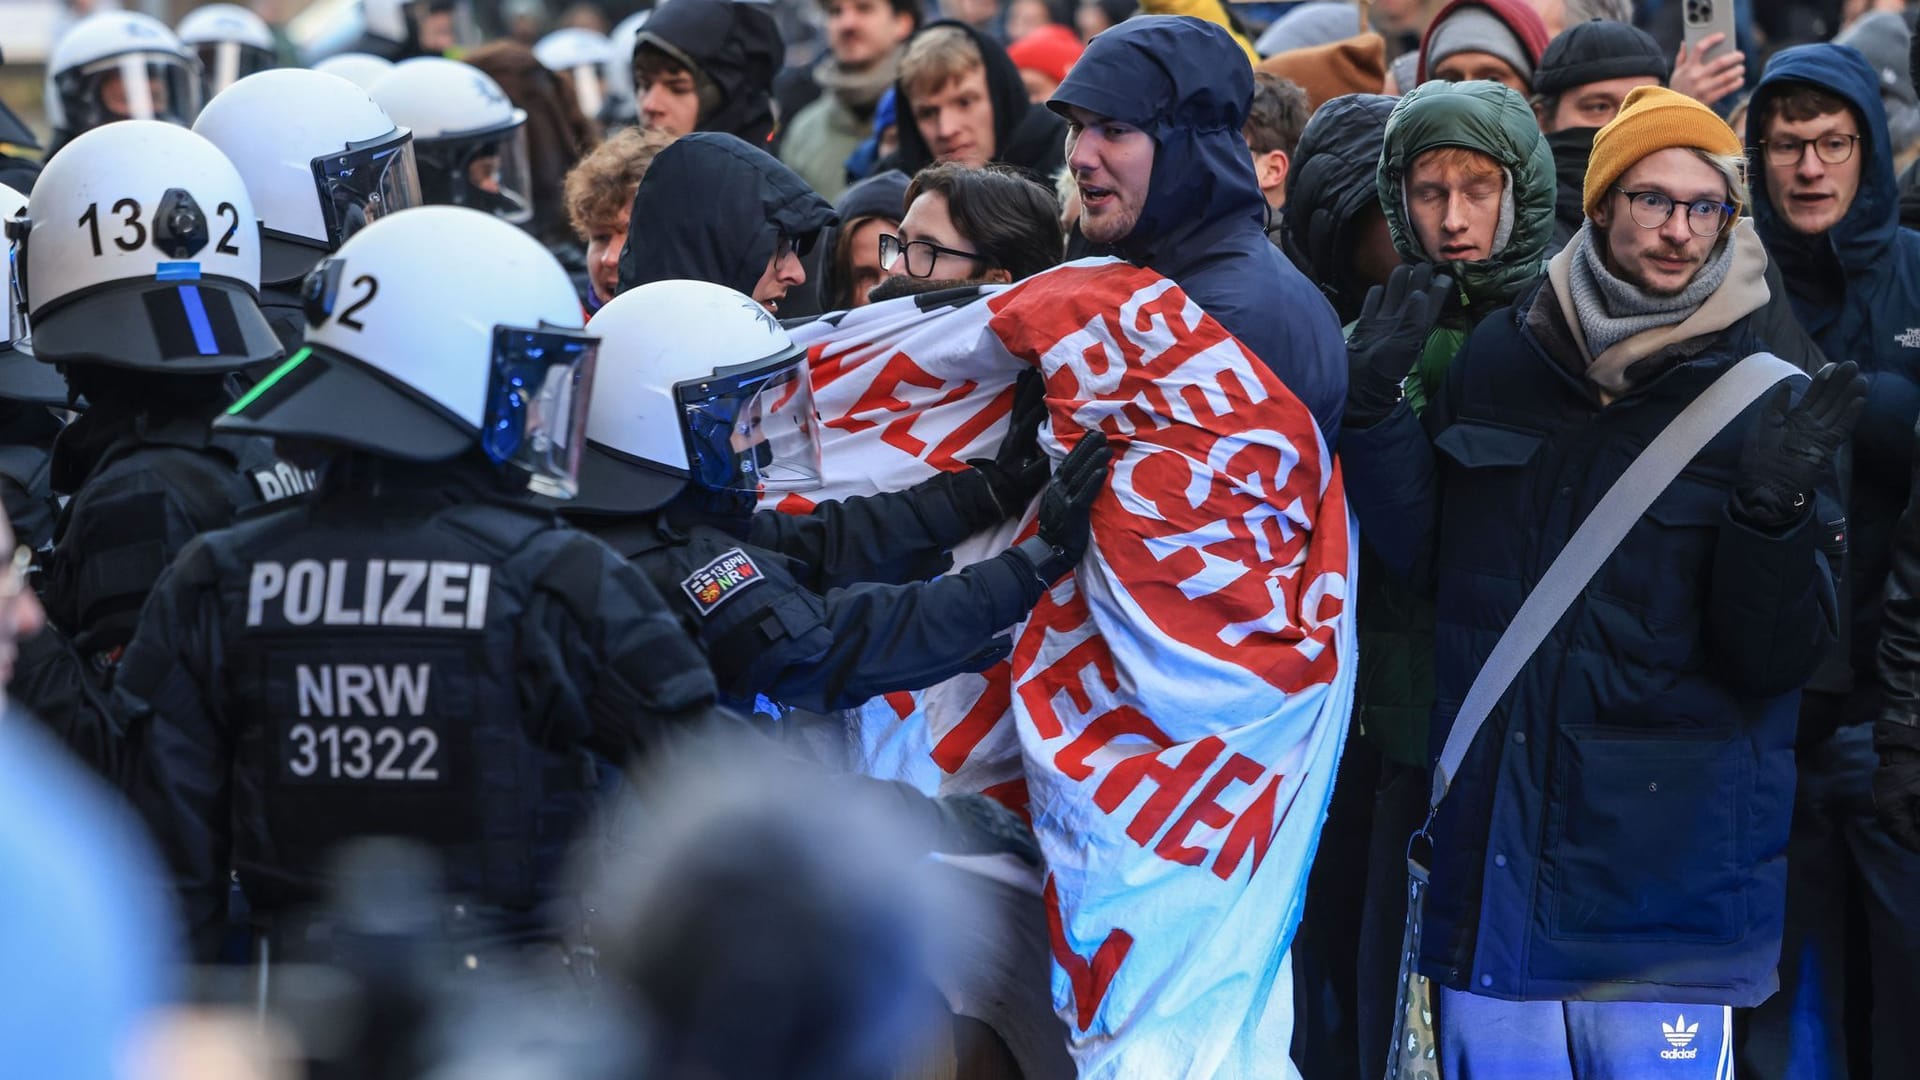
[77,199,245,258]
[336,274,378,331]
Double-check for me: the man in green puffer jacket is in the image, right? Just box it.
[1348,76,1554,1079]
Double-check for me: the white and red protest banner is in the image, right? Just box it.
[775,260,1357,1078]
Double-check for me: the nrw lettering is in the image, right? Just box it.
[296,663,430,718]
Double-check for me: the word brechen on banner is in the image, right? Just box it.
[773,260,1357,1078]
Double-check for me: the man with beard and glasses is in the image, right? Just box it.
[868,163,1062,302]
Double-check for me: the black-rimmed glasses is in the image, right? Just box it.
[879,233,983,278]
[1759,133,1861,168]
[1612,187,1735,237]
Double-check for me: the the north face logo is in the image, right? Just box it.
[1661,1015,1700,1060]
[1896,328,1920,349]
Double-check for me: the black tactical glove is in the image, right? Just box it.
[969,369,1050,517]
[1874,717,1920,853]
[1732,361,1866,531]
[931,793,1042,866]
[1013,430,1111,585]
[1344,262,1452,428]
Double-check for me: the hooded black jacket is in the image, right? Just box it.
[1282,92,1397,326]
[634,0,783,147]
[618,133,838,302]
[887,21,1067,182]
[1051,16,1347,441]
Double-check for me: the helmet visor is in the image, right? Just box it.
[562,65,606,127]
[483,324,597,498]
[5,241,26,351]
[196,42,275,96]
[311,129,421,247]
[70,53,203,127]
[679,352,824,495]
[423,120,533,224]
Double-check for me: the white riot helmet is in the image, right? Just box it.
[46,11,205,140]
[8,121,280,374]
[176,4,277,97]
[602,12,648,128]
[195,69,419,285]
[534,28,612,128]
[569,279,822,514]
[218,207,596,497]
[312,51,394,91]
[370,58,533,224]
[0,185,67,405]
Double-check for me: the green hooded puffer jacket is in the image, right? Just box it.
[1358,77,1554,767]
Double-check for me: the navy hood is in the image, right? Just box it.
[619,133,838,297]
[1748,43,1901,277]
[1048,17,1266,268]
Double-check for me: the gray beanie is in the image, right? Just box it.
[1424,6,1534,84]
[1255,2,1363,58]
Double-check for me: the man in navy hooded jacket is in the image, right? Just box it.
[1046,16,1348,445]
[1741,42,1920,1080]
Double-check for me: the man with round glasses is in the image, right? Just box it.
[1742,42,1920,1080]
[869,163,1061,302]
[1342,83,1862,1074]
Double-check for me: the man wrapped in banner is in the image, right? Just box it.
[778,259,1357,1077]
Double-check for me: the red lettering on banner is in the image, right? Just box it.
[1017,633,1117,740]
[1045,875,1133,1032]
[1103,736,1224,847]
[882,691,916,721]
[1053,707,1168,782]
[1157,751,1266,866]
[772,493,816,515]
[1213,772,1286,881]
[931,663,1011,773]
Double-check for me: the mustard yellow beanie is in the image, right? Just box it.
[1583,86,1745,220]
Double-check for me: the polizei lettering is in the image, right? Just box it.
[246,559,491,629]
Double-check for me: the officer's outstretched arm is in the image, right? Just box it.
[724,433,1112,711]
[748,370,1053,591]
[113,541,235,961]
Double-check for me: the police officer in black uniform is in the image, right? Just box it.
[115,204,722,962]
[6,121,307,769]
[557,278,1111,713]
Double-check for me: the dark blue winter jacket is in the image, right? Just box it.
[1749,45,1920,704]
[1343,260,1838,1005]
[1046,16,1348,445]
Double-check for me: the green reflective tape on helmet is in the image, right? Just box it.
[227,347,312,416]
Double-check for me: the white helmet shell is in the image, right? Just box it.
[176,4,278,96]
[195,68,418,283]
[573,279,820,512]
[369,56,521,140]
[0,185,71,402]
[46,11,204,134]
[312,51,394,91]
[221,206,592,485]
[177,4,277,50]
[19,120,280,372]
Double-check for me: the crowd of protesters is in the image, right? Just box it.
[4,0,1920,1075]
